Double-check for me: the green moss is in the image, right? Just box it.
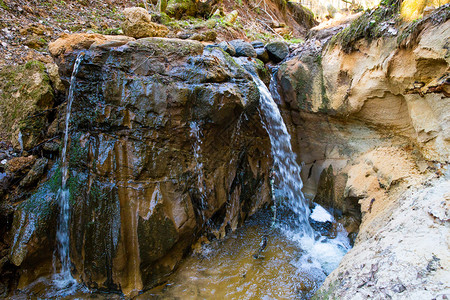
[0,61,53,146]
[311,280,339,300]
[0,0,8,10]
[18,165,61,218]
[397,4,450,47]
[69,133,89,170]
[330,1,401,53]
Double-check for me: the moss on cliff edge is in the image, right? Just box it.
[330,0,401,53]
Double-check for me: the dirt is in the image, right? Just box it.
[0,0,311,68]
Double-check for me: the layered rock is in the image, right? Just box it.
[275,10,450,298]
[8,36,272,296]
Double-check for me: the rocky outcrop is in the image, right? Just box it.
[0,61,54,151]
[122,7,169,39]
[9,35,272,297]
[276,9,450,298]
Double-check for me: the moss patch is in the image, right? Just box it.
[0,61,54,148]
[330,0,401,53]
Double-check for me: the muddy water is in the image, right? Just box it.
[139,209,329,300]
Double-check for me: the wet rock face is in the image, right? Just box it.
[0,61,54,151]
[12,36,271,296]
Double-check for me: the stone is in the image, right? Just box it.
[45,63,65,93]
[24,36,46,49]
[229,39,257,57]
[275,14,450,299]
[19,158,48,188]
[6,156,36,175]
[14,30,272,296]
[251,40,264,48]
[265,41,289,63]
[223,10,238,24]
[218,41,236,56]
[122,7,169,39]
[255,47,269,63]
[0,61,54,150]
[49,33,134,58]
[166,0,197,19]
[176,31,192,39]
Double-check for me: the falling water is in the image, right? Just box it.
[190,121,204,195]
[249,71,350,284]
[190,121,208,219]
[54,52,84,288]
[251,73,314,237]
[18,131,23,155]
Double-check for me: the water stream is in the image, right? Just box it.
[143,69,351,298]
[53,52,84,290]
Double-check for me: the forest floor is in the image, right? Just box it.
[0,0,313,67]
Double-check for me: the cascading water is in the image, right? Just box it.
[53,52,84,290]
[250,70,350,289]
[251,73,314,237]
[190,121,207,218]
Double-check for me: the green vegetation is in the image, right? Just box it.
[19,165,61,217]
[330,0,401,53]
[397,4,450,46]
[0,0,8,10]
[311,280,339,300]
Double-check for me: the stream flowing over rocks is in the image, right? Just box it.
[0,5,449,299]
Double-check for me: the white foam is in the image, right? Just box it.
[310,204,333,223]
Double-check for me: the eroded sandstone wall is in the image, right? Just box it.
[276,10,449,299]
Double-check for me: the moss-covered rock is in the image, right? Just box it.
[0,61,54,150]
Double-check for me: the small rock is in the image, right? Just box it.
[24,36,46,49]
[229,39,256,58]
[255,47,269,63]
[19,157,48,188]
[203,30,217,42]
[223,10,238,24]
[265,41,289,63]
[6,156,36,174]
[45,63,65,93]
[189,33,203,41]
[218,41,236,56]
[176,31,192,39]
[43,141,60,153]
[392,283,406,293]
[251,40,264,49]
[122,7,169,39]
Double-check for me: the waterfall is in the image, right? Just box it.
[189,121,208,222]
[54,52,84,288]
[250,73,314,237]
[249,70,350,285]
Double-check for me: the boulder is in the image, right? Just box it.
[122,7,169,39]
[8,33,272,296]
[218,41,236,56]
[229,39,257,57]
[265,41,289,63]
[255,47,269,63]
[19,158,48,188]
[49,33,134,58]
[0,61,54,150]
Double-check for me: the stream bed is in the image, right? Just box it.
[139,207,350,300]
